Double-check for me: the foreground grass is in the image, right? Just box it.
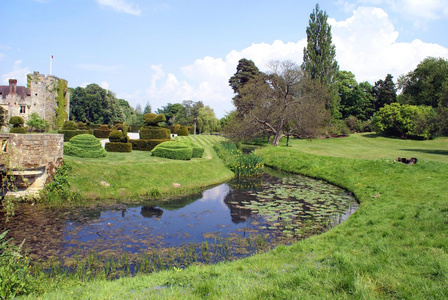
[26,134,448,299]
[64,135,234,201]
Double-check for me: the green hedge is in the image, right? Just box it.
[177,140,204,158]
[105,142,132,152]
[130,139,170,151]
[139,127,171,140]
[64,134,107,158]
[152,141,193,160]
[93,128,113,138]
[10,127,26,134]
[58,130,93,142]
[62,121,78,130]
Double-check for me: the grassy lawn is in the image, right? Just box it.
[24,134,448,299]
[64,135,234,201]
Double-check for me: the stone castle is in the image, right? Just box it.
[0,71,69,130]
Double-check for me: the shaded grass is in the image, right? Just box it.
[64,135,234,202]
[22,134,448,299]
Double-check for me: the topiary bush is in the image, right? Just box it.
[108,130,123,142]
[64,134,107,158]
[130,139,168,151]
[139,127,171,140]
[9,116,24,127]
[151,141,194,160]
[10,127,27,134]
[105,142,132,152]
[58,129,92,142]
[9,116,26,133]
[77,121,86,130]
[178,140,204,158]
[177,127,189,136]
[62,121,78,130]
[93,124,112,138]
[143,113,166,126]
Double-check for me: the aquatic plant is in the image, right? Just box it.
[0,231,38,299]
[213,141,264,177]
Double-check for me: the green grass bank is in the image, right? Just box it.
[24,134,448,299]
[64,135,234,201]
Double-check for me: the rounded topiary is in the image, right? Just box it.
[10,127,27,134]
[177,127,189,136]
[173,124,181,134]
[62,120,78,130]
[64,134,107,158]
[109,130,123,142]
[99,124,109,130]
[9,116,24,127]
[77,121,86,130]
[151,141,193,160]
[143,113,166,126]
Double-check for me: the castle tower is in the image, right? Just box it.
[27,71,69,129]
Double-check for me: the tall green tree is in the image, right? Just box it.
[398,57,448,108]
[143,102,152,114]
[373,74,397,111]
[302,3,339,86]
[334,71,375,120]
[228,58,264,115]
[69,84,126,124]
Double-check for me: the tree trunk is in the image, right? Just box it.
[286,135,290,146]
[271,120,284,146]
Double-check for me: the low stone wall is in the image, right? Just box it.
[0,133,64,197]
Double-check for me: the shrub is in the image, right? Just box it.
[93,125,113,138]
[152,141,193,160]
[130,139,170,151]
[143,113,166,126]
[140,127,171,140]
[40,161,79,203]
[62,120,78,130]
[213,141,263,177]
[76,121,86,130]
[10,127,26,134]
[108,130,123,142]
[0,231,38,299]
[58,130,93,142]
[64,134,107,158]
[326,119,350,137]
[177,127,189,136]
[372,103,437,139]
[105,142,132,152]
[9,116,24,127]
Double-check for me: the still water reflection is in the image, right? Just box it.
[3,169,358,263]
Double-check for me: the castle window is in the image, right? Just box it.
[20,106,26,114]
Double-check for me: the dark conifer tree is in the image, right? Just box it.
[302,3,339,86]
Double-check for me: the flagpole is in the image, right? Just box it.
[50,54,53,75]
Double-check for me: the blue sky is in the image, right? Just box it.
[1,0,448,118]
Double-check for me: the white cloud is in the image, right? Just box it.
[95,0,142,16]
[100,81,110,90]
[1,60,30,85]
[340,0,448,25]
[330,6,448,83]
[140,6,448,118]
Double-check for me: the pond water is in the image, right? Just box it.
[2,168,357,273]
